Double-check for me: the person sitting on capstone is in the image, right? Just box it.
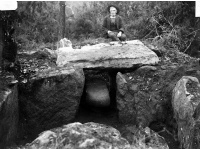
[102,5,126,41]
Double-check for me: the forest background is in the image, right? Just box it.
[0,1,199,57]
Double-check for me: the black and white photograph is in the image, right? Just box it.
[0,1,199,149]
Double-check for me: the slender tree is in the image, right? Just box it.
[59,1,66,39]
[0,21,3,66]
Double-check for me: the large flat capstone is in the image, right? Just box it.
[56,40,159,68]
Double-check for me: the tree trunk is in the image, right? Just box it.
[59,1,66,40]
[0,22,3,68]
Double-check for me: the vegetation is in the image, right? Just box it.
[0,1,198,56]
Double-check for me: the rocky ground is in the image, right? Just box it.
[1,39,200,149]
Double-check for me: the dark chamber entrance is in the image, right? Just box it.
[74,69,120,127]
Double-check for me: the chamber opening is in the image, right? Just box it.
[74,70,118,125]
[74,68,139,125]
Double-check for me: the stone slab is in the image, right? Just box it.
[56,40,159,68]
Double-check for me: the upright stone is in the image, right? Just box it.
[0,72,18,148]
[116,66,167,126]
[172,76,200,149]
[116,72,136,124]
[19,68,85,137]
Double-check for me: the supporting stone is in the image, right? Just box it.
[0,72,18,148]
[19,68,85,137]
[172,76,200,149]
[116,66,168,126]
[116,72,136,124]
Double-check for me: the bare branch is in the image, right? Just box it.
[184,31,197,53]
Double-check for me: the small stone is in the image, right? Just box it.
[130,84,138,92]
[10,80,18,84]
[161,65,167,70]
[21,79,27,83]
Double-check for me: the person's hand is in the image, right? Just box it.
[117,31,122,37]
[108,30,112,34]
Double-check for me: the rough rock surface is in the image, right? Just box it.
[18,50,57,83]
[0,72,18,148]
[56,40,159,68]
[116,49,200,128]
[119,125,169,149]
[172,76,200,149]
[20,122,130,149]
[116,65,173,126]
[19,68,85,138]
[34,48,57,60]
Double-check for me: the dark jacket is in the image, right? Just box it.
[102,15,125,36]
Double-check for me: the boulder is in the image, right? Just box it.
[56,40,159,68]
[20,122,130,149]
[0,72,18,148]
[19,68,85,137]
[172,76,200,149]
[119,125,169,149]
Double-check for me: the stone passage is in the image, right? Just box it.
[15,39,160,146]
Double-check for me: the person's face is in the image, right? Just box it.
[110,7,117,16]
